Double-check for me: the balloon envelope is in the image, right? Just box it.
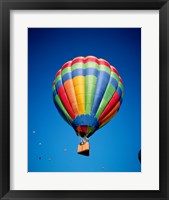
[52,56,124,138]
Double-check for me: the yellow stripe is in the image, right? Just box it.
[73,76,85,114]
[73,76,84,86]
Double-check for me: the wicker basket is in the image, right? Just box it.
[77,141,90,156]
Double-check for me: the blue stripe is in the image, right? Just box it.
[91,94,103,115]
[60,68,107,84]
[91,71,110,115]
[72,68,84,78]
[72,114,100,130]
[116,87,122,96]
[110,77,118,89]
[53,89,57,97]
[62,72,72,83]
[56,68,99,90]
[56,80,63,90]
[120,97,123,105]
[86,68,99,76]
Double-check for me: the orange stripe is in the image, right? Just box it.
[64,80,79,116]
[99,111,117,128]
[100,101,120,124]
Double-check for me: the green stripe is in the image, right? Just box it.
[85,104,93,114]
[95,84,115,118]
[52,85,56,92]
[55,63,119,84]
[111,72,119,82]
[85,62,99,70]
[99,65,110,74]
[85,75,97,84]
[55,75,61,83]
[61,67,71,76]
[118,81,124,91]
[60,62,112,77]
[71,62,86,71]
[85,75,97,114]
[54,95,72,123]
[96,99,109,118]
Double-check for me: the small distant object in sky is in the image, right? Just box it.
[52,56,124,156]
[33,130,36,134]
[138,149,141,163]
[64,148,67,152]
[39,157,41,160]
[38,142,42,146]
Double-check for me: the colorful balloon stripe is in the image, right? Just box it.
[52,56,124,138]
[55,69,118,92]
[62,56,111,69]
[64,80,79,116]
[53,94,72,123]
[57,86,76,119]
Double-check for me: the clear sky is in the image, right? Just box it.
[28,28,141,172]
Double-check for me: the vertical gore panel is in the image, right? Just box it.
[64,80,79,116]
[95,83,116,119]
[91,71,110,116]
[99,111,117,128]
[99,91,120,121]
[57,86,76,119]
[100,101,121,125]
[73,76,85,114]
[54,94,73,123]
[85,75,97,114]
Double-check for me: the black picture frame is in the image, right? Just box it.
[0,0,168,199]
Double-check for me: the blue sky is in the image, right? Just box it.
[28,28,141,172]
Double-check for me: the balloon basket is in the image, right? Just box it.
[77,141,90,156]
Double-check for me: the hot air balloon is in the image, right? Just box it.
[52,56,124,156]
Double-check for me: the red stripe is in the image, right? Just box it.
[58,56,118,72]
[99,92,120,122]
[72,57,85,65]
[86,56,100,65]
[110,66,119,75]
[57,86,75,119]
[55,70,61,77]
[63,56,111,68]
[98,59,110,68]
[119,76,123,83]
[62,61,72,70]
[70,57,100,66]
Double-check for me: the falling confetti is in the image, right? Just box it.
[38,142,42,146]
[64,148,67,152]
[39,157,42,160]
[33,131,36,134]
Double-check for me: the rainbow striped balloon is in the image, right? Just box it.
[52,56,124,138]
